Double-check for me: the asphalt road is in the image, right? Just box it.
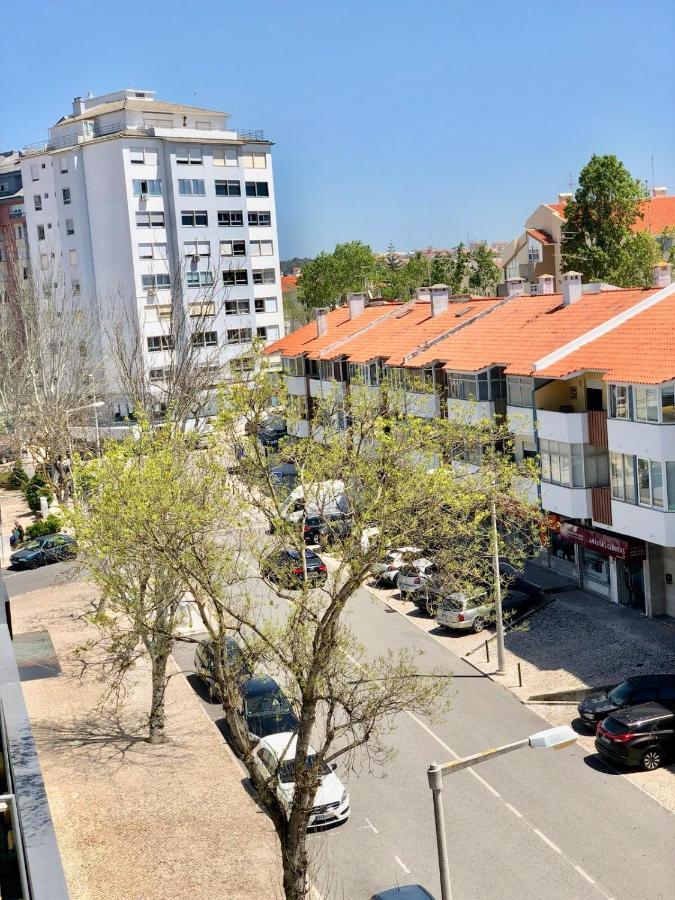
[172,575,675,900]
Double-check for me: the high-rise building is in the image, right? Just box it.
[20,88,284,420]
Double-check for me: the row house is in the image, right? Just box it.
[267,265,675,621]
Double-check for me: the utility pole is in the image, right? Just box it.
[491,481,506,674]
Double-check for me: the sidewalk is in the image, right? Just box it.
[2,487,283,900]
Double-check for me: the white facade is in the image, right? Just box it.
[20,89,284,415]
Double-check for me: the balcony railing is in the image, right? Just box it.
[591,486,612,525]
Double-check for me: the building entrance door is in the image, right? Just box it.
[618,559,646,612]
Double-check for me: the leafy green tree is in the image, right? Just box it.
[450,243,470,293]
[611,231,661,288]
[383,242,402,270]
[297,240,376,309]
[561,154,649,285]
[469,242,502,296]
[658,226,675,266]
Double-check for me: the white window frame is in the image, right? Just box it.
[220,239,246,257]
[225,299,250,316]
[213,147,238,167]
[250,239,274,257]
[242,151,267,169]
[176,146,203,165]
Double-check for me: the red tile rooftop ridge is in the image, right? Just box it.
[317,300,415,359]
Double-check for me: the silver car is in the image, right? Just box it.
[435,591,490,633]
[371,547,422,587]
[397,558,437,597]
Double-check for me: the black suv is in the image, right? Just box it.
[578,674,675,728]
[595,703,675,770]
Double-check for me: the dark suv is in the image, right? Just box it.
[595,703,675,770]
[578,674,675,728]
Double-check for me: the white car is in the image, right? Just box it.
[371,547,423,586]
[397,558,438,597]
[251,732,350,829]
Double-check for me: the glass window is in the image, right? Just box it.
[62,188,71,205]
[186,271,214,287]
[243,151,267,168]
[248,210,271,227]
[662,384,675,423]
[213,148,238,167]
[222,270,248,286]
[192,330,218,347]
[218,210,244,227]
[610,452,624,501]
[245,181,269,197]
[221,240,246,257]
[181,210,208,226]
[178,179,205,195]
[637,457,651,506]
[624,453,636,502]
[254,296,278,313]
[666,462,675,511]
[65,218,75,235]
[634,386,660,422]
[215,180,241,196]
[176,146,202,165]
[225,299,250,315]
[609,384,631,419]
[226,328,252,344]
[282,356,304,377]
[448,373,477,401]
[252,268,276,285]
[651,461,664,508]
[133,179,162,196]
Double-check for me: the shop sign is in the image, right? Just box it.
[559,523,645,561]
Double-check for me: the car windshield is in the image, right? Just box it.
[278,753,330,784]
[246,692,293,717]
[608,682,633,704]
[22,540,42,551]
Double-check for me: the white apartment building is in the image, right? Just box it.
[20,88,284,420]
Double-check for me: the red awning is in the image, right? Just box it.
[560,523,645,561]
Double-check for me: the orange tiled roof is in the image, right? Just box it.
[535,293,675,384]
[281,274,298,291]
[264,303,399,357]
[323,298,501,365]
[409,289,656,374]
[526,228,554,245]
[546,196,675,235]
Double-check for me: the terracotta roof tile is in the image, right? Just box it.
[264,303,399,357]
[526,228,554,245]
[546,196,675,235]
[281,275,298,291]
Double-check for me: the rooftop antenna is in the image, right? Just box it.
[567,170,575,192]
[651,153,655,196]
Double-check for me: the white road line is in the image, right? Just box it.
[364,817,379,834]
[505,802,523,818]
[406,711,460,759]
[468,770,500,797]
[532,828,562,854]
[394,856,411,875]
[574,865,596,885]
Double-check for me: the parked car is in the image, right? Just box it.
[371,887,436,900]
[251,732,350,828]
[317,515,352,544]
[578,674,675,729]
[371,547,423,587]
[260,548,328,587]
[434,588,532,633]
[269,461,298,490]
[258,419,287,448]
[595,703,675,770]
[241,675,299,741]
[9,533,77,570]
[398,558,438,598]
[194,637,250,701]
[303,511,351,544]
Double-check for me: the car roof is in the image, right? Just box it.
[284,548,321,560]
[371,887,436,900]
[609,703,674,725]
[259,731,315,760]
[243,674,281,697]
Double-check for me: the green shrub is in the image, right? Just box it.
[25,514,64,539]
[9,460,28,489]
[24,475,53,512]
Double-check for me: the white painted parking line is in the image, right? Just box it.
[505,802,523,818]
[574,865,596,885]
[532,828,562,854]
[364,817,379,834]
[394,856,411,875]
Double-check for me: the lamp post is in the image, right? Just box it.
[88,375,101,455]
[427,725,577,900]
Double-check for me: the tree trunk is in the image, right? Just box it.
[281,821,309,900]
[148,651,169,744]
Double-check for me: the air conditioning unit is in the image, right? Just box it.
[140,192,149,200]
[191,254,200,262]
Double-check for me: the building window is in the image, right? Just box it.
[632,385,659,422]
[72,279,80,295]
[192,330,218,347]
[149,367,169,382]
[266,324,280,341]
[136,211,165,228]
[348,362,381,386]
[245,181,269,198]
[176,146,203,165]
[31,164,39,181]
[65,218,75,236]
[610,452,637,503]
[62,187,71,205]
[539,439,584,488]
[223,270,248,286]
[220,240,246,257]
[250,239,274,256]
[218,210,244,227]
[225,299,250,315]
[662,383,675,423]
[37,224,45,241]
[226,328,252,344]
[666,462,675,510]
[129,147,158,165]
[60,158,68,174]
[252,268,275,285]
[213,148,238,167]
[142,273,171,289]
[184,241,210,257]
[69,249,78,265]
[254,296,278,313]
[178,179,205,196]
[215,180,241,196]
[247,211,271,227]
[33,194,42,211]
[181,210,208,226]
[139,243,167,259]
[186,271,214,287]
[242,151,267,169]
[133,179,162,197]
[608,384,631,419]
[281,356,304,377]
[147,335,174,351]
[230,356,255,376]
[506,376,533,407]
[257,326,267,340]
[448,372,489,401]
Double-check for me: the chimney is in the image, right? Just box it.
[652,262,672,289]
[415,287,431,302]
[652,186,667,198]
[72,96,86,116]
[561,271,583,306]
[315,307,328,336]
[538,274,555,295]
[347,292,367,319]
[430,284,449,316]
[506,277,526,298]
[558,192,573,205]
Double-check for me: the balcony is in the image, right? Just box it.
[610,500,675,545]
[284,375,306,396]
[405,391,441,419]
[506,405,535,437]
[308,378,345,400]
[540,481,593,519]
[447,398,494,424]
[536,409,589,444]
[607,418,675,460]
[287,419,310,438]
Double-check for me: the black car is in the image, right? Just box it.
[595,703,675,771]
[241,675,299,740]
[303,512,351,544]
[371,887,436,900]
[260,548,328,586]
[578,674,675,729]
[9,533,77,569]
[194,637,250,702]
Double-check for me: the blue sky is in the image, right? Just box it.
[3,1,673,258]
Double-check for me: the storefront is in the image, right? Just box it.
[559,523,646,611]
[544,515,579,580]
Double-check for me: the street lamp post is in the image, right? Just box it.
[427,725,577,900]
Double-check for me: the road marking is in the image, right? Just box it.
[505,802,523,818]
[394,856,411,875]
[574,866,596,885]
[532,828,562,854]
[406,711,459,759]
[364,817,379,834]
[468,769,500,797]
